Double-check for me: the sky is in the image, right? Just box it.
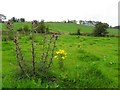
[0,0,119,26]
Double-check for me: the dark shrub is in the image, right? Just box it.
[23,25,29,32]
[17,28,23,32]
[77,28,81,35]
[17,25,30,34]
[36,20,49,33]
[93,22,109,37]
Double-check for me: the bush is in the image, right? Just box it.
[69,28,81,35]
[93,22,109,37]
[36,20,49,33]
[17,25,30,34]
[23,25,30,32]
[77,28,81,35]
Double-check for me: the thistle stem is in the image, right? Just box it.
[31,30,35,75]
[48,35,58,68]
[44,35,53,63]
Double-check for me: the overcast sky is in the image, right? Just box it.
[0,0,119,26]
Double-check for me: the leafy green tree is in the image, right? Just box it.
[20,18,25,22]
[36,20,49,33]
[11,17,17,22]
[79,20,83,24]
[0,14,6,22]
[93,22,109,36]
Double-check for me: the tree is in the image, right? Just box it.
[20,18,25,22]
[79,20,83,24]
[0,14,6,22]
[68,20,70,23]
[88,20,93,26]
[73,20,77,24]
[93,22,109,36]
[11,17,17,22]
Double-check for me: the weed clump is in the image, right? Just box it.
[13,20,58,79]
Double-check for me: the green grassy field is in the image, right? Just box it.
[1,22,119,88]
[1,22,118,35]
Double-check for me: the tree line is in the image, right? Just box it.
[9,17,25,22]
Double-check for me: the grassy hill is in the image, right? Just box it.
[1,22,118,35]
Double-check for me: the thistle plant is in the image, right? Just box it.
[5,20,14,41]
[6,20,13,31]
[31,20,39,75]
[41,29,47,62]
[30,32,35,75]
[39,33,58,75]
[32,20,39,33]
[48,35,58,68]
[54,49,67,69]
[13,20,58,78]
[44,35,53,63]
[13,33,26,74]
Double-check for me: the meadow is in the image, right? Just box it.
[1,22,119,88]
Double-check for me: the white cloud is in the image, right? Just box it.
[0,0,119,26]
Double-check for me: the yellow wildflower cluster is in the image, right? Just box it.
[54,49,67,60]
[56,50,66,55]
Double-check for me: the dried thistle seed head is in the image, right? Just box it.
[6,21,10,25]
[55,35,58,40]
[14,35,17,43]
[7,20,13,25]
[32,20,38,25]
[52,34,55,38]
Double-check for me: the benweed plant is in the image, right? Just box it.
[13,20,58,78]
[54,50,67,70]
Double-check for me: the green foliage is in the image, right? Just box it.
[69,28,81,35]
[11,17,17,22]
[20,18,25,22]
[2,31,15,41]
[93,22,109,36]
[23,25,30,32]
[36,20,49,33]
[17,25,30,33]
[77,28,81,35]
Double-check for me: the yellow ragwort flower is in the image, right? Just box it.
[56,51,59,54]
[54,56,58,59]
[62,57,65,60]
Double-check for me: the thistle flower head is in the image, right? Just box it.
[6,21,10,25]
[52,34,55,38]
[32,20,38,25]
[14,35,17,43]
[55,35,58,40]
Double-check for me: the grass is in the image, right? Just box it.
[1,22,118,35]
[1,22,119,88]
[2,35,118,88]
